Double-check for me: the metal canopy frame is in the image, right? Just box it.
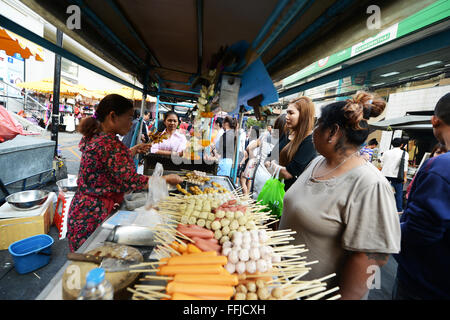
[3,0,440,180]
[9,0,372,98]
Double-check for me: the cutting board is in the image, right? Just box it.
[62,243,143,300]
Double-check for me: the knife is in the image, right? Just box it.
[67,252,144,272]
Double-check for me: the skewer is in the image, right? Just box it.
[142,275,172,281]
[131,261,163,268]
[289,285,327,300]
[263,219,279,227]
[305,287,340,300]
[129,268,159,273]
[280,271,310,288]
[134,289,170,299]
[135,285,166,290]
[326,294,342,300]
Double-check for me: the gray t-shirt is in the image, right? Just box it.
[280,156,401,289]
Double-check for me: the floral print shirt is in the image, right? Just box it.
[67,132,149,252]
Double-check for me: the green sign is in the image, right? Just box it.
[283,0,450,87]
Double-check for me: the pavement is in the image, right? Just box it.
[0,131,398,300]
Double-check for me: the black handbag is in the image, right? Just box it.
[397,150,407,180]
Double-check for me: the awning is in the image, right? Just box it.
[95,86,156,102]
[16,78,103,99]
[369,115,432,131]
[0,27,44,61]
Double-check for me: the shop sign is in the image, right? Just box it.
[282,0,450,87]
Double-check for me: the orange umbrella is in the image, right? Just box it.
[0,27,44,61]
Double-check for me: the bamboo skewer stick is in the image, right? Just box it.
[129,268,159,273]
[289,285,327,300]
[305,286,340,300]
[135,285,166,290]
[142,275,172,281]
[326,294,342,300]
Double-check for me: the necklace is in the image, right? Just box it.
[310,151,359,181]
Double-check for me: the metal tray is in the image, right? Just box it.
[144,170,235,193]
[106,225,156,246]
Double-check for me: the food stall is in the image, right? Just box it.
[36,170,340,300]
[1,0,381,301]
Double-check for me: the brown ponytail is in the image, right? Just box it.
[78,116,101,138]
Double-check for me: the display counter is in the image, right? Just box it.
[144,153,218,175]
[36,173,235,300]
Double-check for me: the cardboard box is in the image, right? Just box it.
[0,199,53,250]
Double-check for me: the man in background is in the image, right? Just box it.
[360,138,378,162]
[380,138,409,214]
[393,92,450,299]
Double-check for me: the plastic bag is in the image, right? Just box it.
[145,163,168,210]
[251,162,272,200]
[124,192,147,210]
[257,167,285,218]
[0,105,25,142]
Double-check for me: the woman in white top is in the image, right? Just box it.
[280,91,401,300]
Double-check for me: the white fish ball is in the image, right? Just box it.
[224,262,235,274]
[222,247,232,256]
[245,260,257,274]
[249,247,261,261]
[222,241,233,249]
[256,259,268,273]
[236,261,246,274]
[228,250,240,264]
[238,249,250,262]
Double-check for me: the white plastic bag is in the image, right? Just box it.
[145,162,168,210]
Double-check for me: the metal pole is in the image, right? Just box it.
[51,29,63,157]
[155,80,161,131]
[232,113,244,183]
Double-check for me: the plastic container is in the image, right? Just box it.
[78,268,114,300]
[8,234,54,274]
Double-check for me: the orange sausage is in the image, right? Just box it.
[171,293,202,300]
[187,243,202,253]
[167,255,227,266]
[191,295,231,300]
[173,273,238,286]
[183,251,217,257]
[157,264,224,276]
[169,241,179,251]
[166,282,234,298]
[178,242,188,253]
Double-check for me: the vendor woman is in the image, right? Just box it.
[67,94,183,252]
[150,111,187,156]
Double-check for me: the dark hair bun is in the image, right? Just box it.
[343,91,386,130]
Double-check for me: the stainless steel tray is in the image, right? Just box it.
[106,225,156,246]
[145,170,236,193]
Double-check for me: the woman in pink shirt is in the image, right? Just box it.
[151,111,187,156]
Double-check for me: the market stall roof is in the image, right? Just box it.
[369,115,431,130]
[16,78,104,100]
[13,0,372,102]
[0,27,44,61]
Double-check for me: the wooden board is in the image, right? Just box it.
[62,243,143,300]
